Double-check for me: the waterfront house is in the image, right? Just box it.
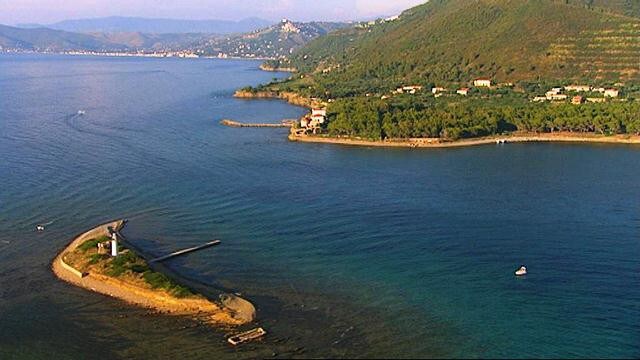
[312,108,327,117]
[604,89,619,98]
[457,88,470,96]
[473,78,492,87]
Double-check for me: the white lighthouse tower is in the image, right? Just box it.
[110,231,119,257]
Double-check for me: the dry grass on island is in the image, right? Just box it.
[52,221,255,327]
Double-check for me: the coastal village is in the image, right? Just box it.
[295,77,625,133]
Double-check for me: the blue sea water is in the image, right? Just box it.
[0,54,638,359]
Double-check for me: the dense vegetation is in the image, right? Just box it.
[324,97,640,140]
[257,0,640,140]
[79,238,193,298]
[267,0,640,97]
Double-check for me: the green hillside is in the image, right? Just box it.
[194,20,349,59]
[267,0,640,98]
[255,0,640,142]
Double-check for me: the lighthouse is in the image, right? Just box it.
[110,231,119,257]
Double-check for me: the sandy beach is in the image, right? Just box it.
[52,220,255,327]
[289,132,640,148]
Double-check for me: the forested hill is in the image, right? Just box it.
[195,20,349,59]
[267,0,640,97]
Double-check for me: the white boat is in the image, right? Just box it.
[36,225,45,232]
[515,266,527,276]
[77,110,86,115]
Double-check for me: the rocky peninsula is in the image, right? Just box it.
[52,220,255,327]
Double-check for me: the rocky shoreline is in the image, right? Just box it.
[52,220,256,328]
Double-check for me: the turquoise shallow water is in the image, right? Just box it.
[0,54,639,359]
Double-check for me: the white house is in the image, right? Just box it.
[604,89,619,98]
[457,88,470,96]
[402,85,423,94]
[432,87,446,94]
[565,85,591,92]
[312,108,327,117]
[533,96,548,102]
[473,78,492,87]
[549,94,568,101]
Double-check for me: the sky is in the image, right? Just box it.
[0,0,427,25]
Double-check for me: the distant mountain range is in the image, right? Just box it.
[0,19,351,57]
[0,24,128,52]
[17,16,273,34]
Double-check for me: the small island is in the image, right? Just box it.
[52,220,256,328]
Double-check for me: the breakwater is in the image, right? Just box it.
[221,119,294,128]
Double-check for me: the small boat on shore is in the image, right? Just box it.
[228,327,266,346]
[515,265,528,276]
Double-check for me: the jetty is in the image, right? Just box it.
[220,119,294,128]
[150,240,221,263]
[228,327,267,346]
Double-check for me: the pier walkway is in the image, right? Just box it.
[149,240,221,263]
[220,119,294,128]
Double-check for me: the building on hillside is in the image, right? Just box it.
[549,94,568,101]
[604,89,619,98]
[432,87,446,94]
[402,85,423,94]
[586,97,607,103]
[473,78,492,87]
[572,96,584,105]
[565,85,591,92]
[457,88,470,96]
[545,87,566,100]
[312,108,327,117]
[594,87,606,93]
[533,96,548,102]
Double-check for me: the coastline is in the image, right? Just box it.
[259,63,297,72]
[288,131,640,148]
[234,90,320,109]
[52,220,255,327]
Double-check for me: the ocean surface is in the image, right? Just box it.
[0,54,638,359]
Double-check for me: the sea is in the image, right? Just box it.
[0,54,638,359]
